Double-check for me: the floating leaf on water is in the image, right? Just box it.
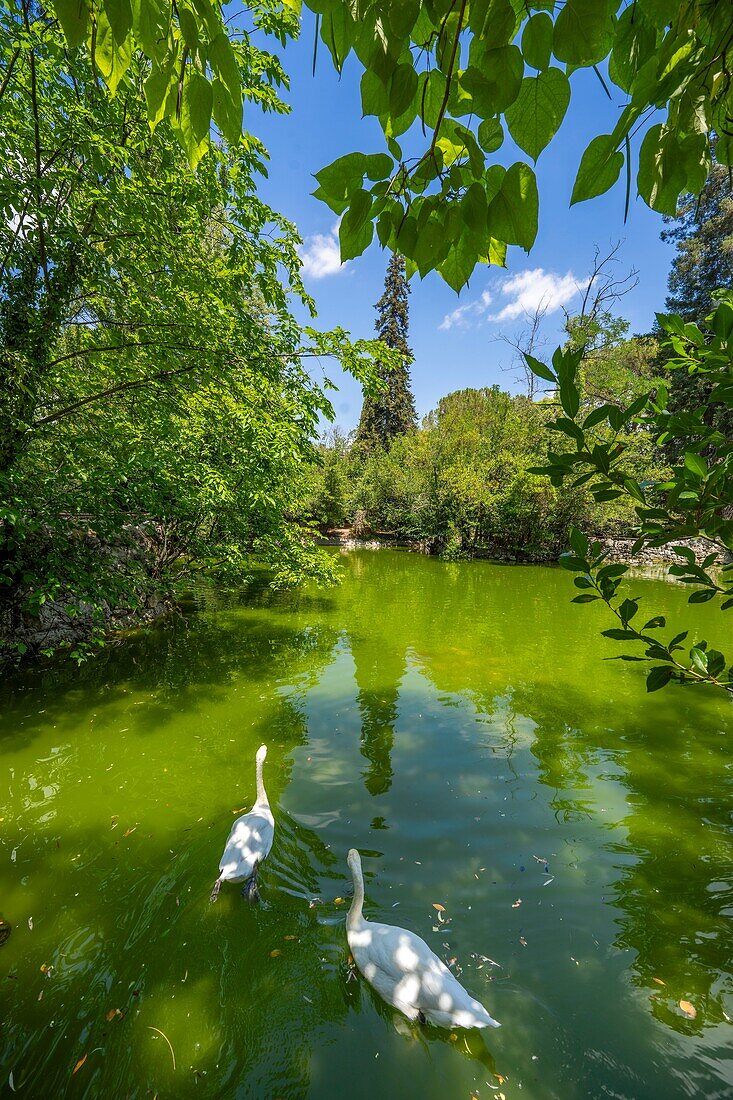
[123,827,136,838]
[72,1055,87,1075]
[27,917,33,931]
[512,899,522,908]
[679,1000,697,1019]
[652,977,666,986]
[110,816,119,828]
[284,935,297,941]
[8,1071,15,1092]
[105,1008,122,1021]
[432,903,446,912]
[270,949,282,957]
[333,897,345,905]
[519,936,528,946]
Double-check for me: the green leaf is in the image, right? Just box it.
[93,7,133,94]
[683,451,707,478]
[689,646,708,673]
[470,0,517,46]
[105,0,133,44]
[554,0,615,67]
[646,665,674,692]
[524,353,555,383]
[637,124,702,217]
[602,628,639,640]
[144,62,176,127]
[477,118,504,153]
[643,616,666,629]
[52,0,91,49]
[208,33,241,105]
[339,188,374,260]
[559,377,580,418]
[618,598,639,623]
[571,134,624,204]
[437,231,478,292]
[388,64,418,119]
[688,589,716,604]
[314,152,369,213]
[570,528,589,557]
[462,182,488,233]
[488,162,538,251]
[463,45,524,116]
[418,69,447,128]
[572,594,600,603]
[505,69,570,162]
[212,77,242,147]
[176,69,213,169]
[559,553,588,571]
[522,12,553,71]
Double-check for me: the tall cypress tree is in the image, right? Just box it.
[355,254,416,453]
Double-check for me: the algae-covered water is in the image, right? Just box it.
[1,550,731,1099]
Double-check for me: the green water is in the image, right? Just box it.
[1,551,732,1100]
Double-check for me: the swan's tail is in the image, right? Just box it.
[210,876,223,903]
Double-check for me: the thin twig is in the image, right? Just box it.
[147,1026,176,1071]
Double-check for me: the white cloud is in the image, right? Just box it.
[490,267,580,322]
[438,267,583,331]
[439,289,493,330]
[299,223,348,279]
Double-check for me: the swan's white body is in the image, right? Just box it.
[346,849,500,1030]
[211,745,273,899]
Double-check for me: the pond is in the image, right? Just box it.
[1,550,731,1099]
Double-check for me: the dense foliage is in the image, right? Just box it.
[307,329,664,557]
[0,4,384,663]
[354,254,417,454]
[50,2,733,289]
[526,293,733,694]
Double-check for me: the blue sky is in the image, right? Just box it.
[250,15,677,432]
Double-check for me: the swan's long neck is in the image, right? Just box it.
[255,756,268,805]
[347,859,365,931]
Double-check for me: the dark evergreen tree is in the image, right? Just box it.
[658,164,733,455]
[661,163,733,324]
[354,254,416,453]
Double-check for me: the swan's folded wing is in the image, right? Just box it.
[357,923,496,1027]
[219,810,274,878]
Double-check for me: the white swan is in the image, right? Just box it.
[346,849,501,1030]
[210,745,273,902]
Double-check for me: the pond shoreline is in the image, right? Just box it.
[5,531,729,670]
[318,528,732,567]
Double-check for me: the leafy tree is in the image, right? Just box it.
[525,294,733,695]
[0,6,384,663]
[354,254,416,454]
[49,3,733,287]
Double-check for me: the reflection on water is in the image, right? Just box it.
[0,550,731,1099]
